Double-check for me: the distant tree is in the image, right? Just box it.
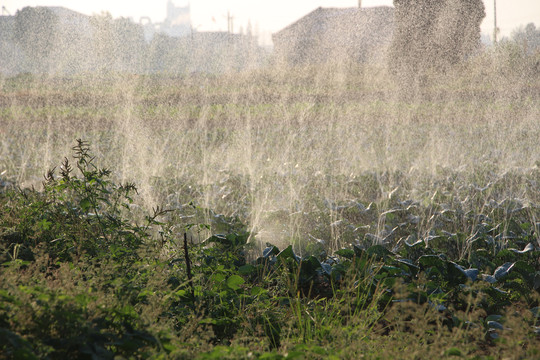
[147,33,191,74]
[90,13,146,73]
[14,6,59,72]
[90,12,117,72]
[389,0,485,84]
[512,23,540,53]
[112,17,146,72]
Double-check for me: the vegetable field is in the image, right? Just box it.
[1,55,539,358]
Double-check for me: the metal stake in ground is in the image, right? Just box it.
[184,232,194,298]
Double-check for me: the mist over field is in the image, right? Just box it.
[1,1,539,248]
[0,1,539,358]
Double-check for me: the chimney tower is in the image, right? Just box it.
[358,0,362,8]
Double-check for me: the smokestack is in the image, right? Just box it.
[358,0,362,8]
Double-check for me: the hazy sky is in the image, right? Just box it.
[4,0,540,38]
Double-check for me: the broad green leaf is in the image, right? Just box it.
[444,347,462,357]
[379,265,402,277]
[406,238,424,247]
[238,264,256,275]
[226,275,245,290]
[335,248,355,259]
[263,245,280,258]
[210,273,226,283]
[80,198,92,212]
[487,321,504,330]
[486,314,502,322]
[277,245,299,262]
[250,286,266,296]
[509,261,535,285]
[418,255,446,270]
[353,245,365,257]
[205,234,227,245]
[321,263,333,276]
[448,262,469,284]
[174,289,188,298]
[300,256,321,278]
[395,258,419,276]
[366,245,394,260]
[482,274,497,284]
[463,268,479,282]
[494,262,515,280]
[510,243,536,254]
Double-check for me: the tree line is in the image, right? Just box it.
[5,7,264,75]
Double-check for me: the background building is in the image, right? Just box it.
[141,1,192,41]
[272,4,394,65]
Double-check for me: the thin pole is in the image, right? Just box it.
[493,0,498,44]
[184,233,194,298]
[227,11,234,34]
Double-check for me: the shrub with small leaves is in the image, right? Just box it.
[0,139,164,264]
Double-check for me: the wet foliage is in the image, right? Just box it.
[0,39,539,357]
[0,142,538,359]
